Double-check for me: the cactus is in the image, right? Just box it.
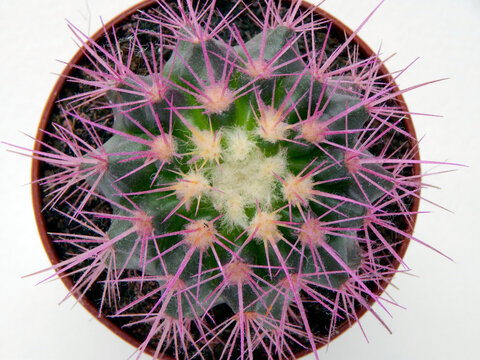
[16,0,451,359]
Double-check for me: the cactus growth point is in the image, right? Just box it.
[14,0,453,359]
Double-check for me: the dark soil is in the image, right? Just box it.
[36,0,418,359]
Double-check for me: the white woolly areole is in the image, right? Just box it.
[172,171,210,210]
[224,127,255,162]
[344,150,362,174]
[245,59,272,79]
[132,210,154,236]
[282,173,314,206]
[190,128,222,163]
[208,129,287,228]
[300,119,328,144]
[224,262,252,285]
[197,84,234,114]
[298,217,325,247]
[150,134,176,163]
[249,211,282,243]
[256,106,290,143]
[183,219,217,251]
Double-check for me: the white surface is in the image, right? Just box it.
[0,0,479,359]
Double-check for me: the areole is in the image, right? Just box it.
[31,0,420,358]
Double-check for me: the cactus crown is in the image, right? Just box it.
[19,0,447,359]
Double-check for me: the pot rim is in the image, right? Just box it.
[31,0,421,358]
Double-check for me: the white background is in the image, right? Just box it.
[0,0,479,359]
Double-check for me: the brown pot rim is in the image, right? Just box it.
[31,0,421,358]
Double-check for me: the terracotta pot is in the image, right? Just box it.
[31,0,420,358]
